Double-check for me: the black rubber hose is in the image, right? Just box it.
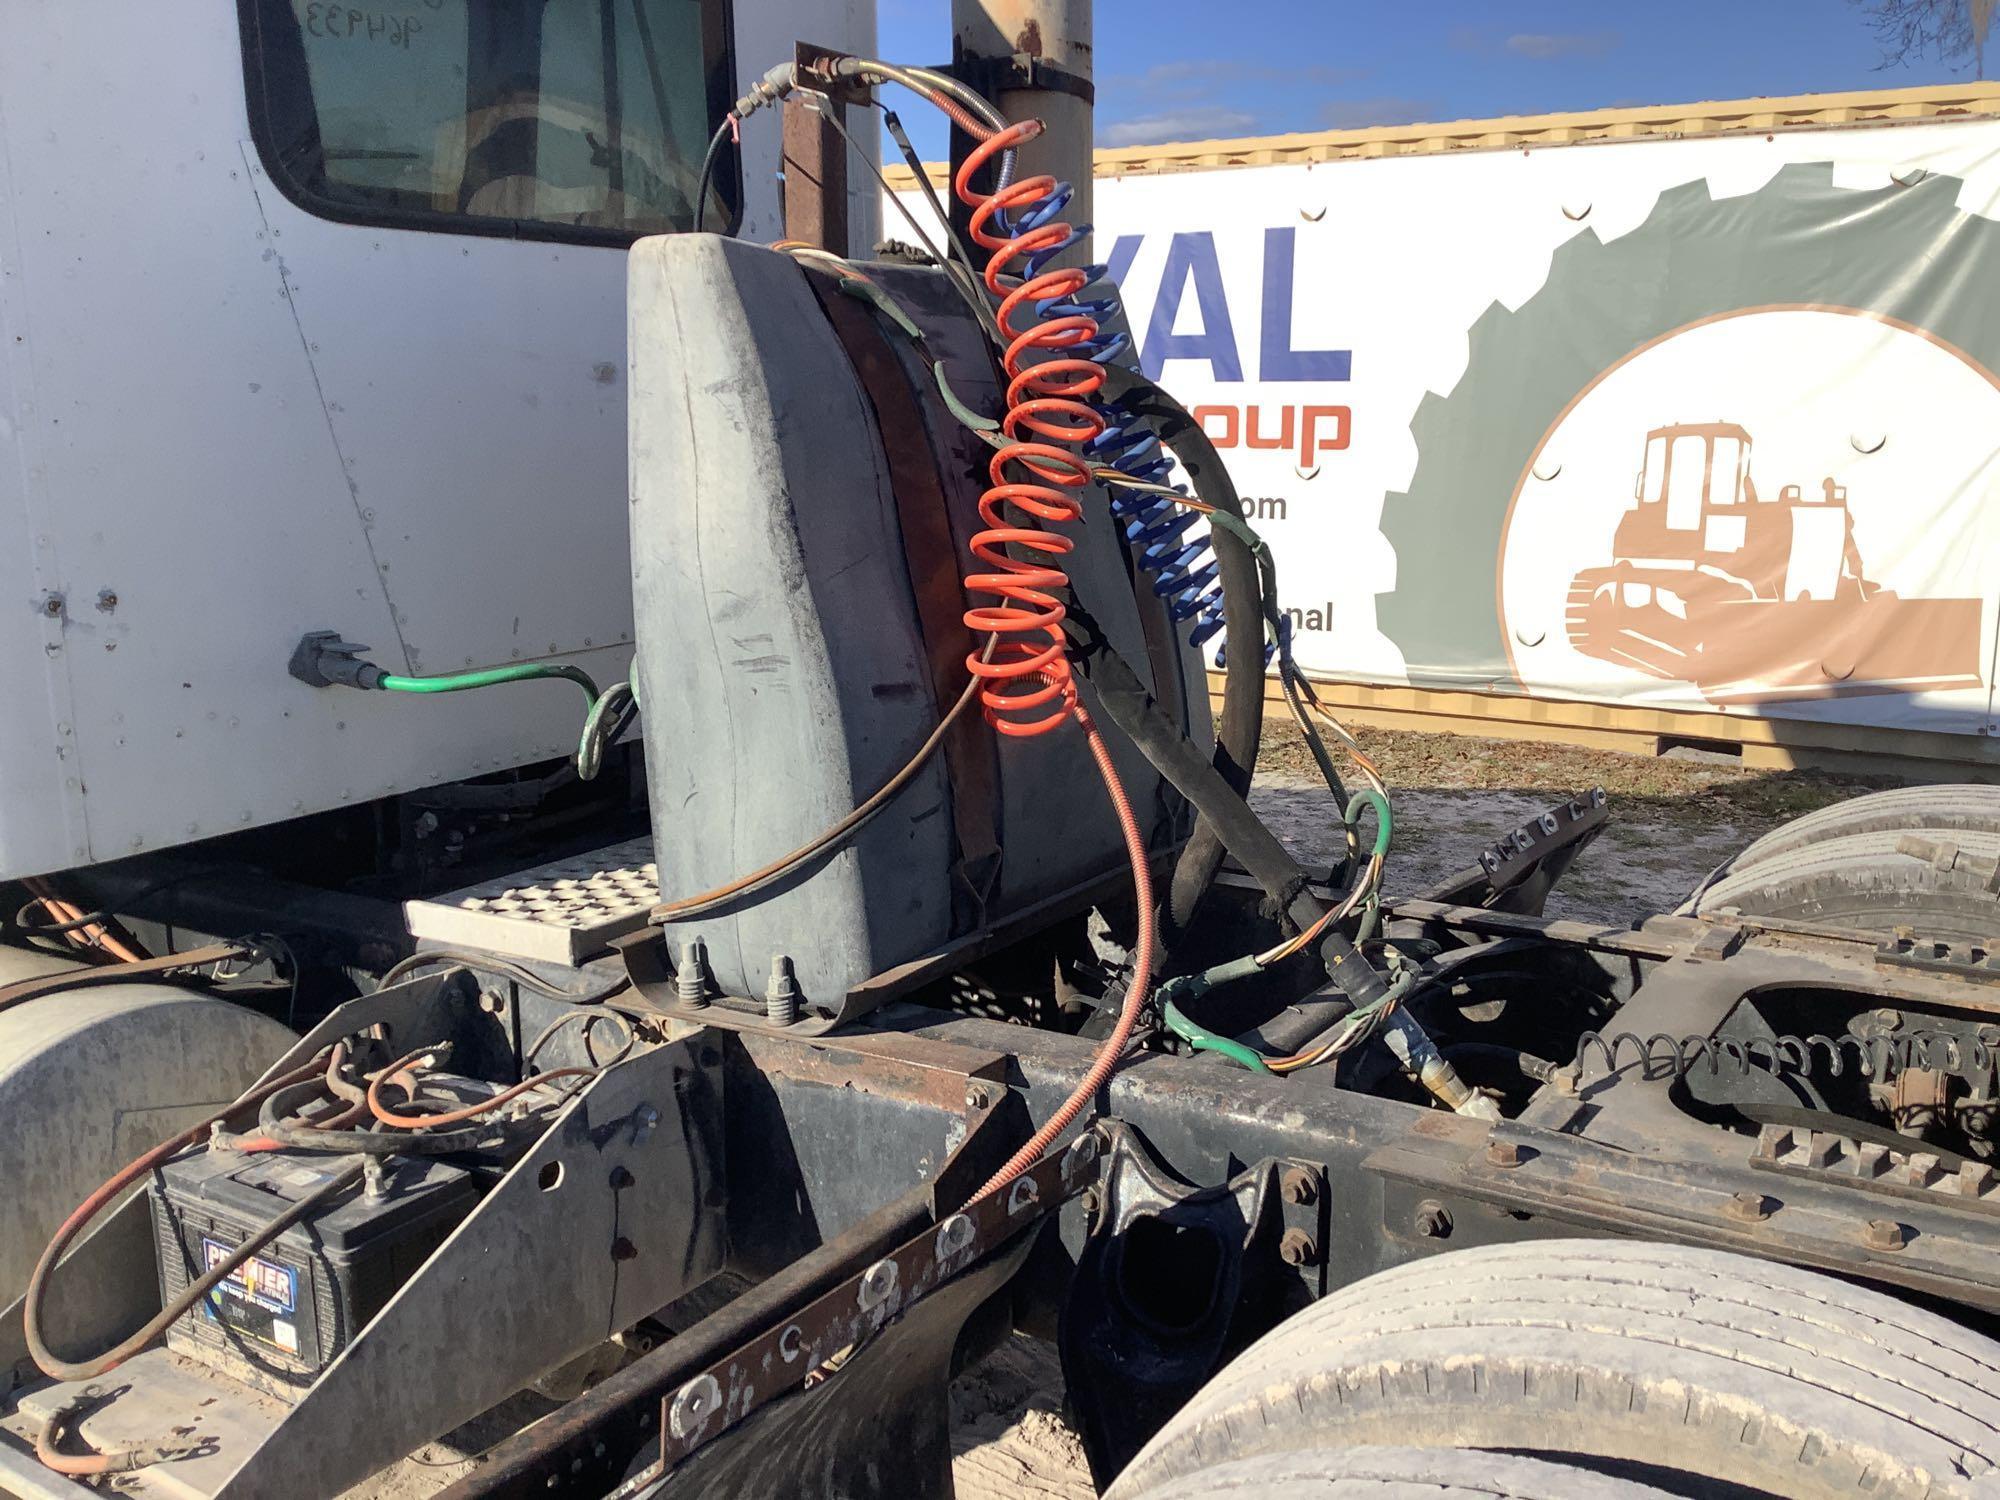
[256,1078,502,1156]
[1066,616,1388,1005]
[1230,986,1357,1055]
[692,114,736,235]
[1099,366,1266,946]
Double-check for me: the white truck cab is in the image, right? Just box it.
[0,0,875,879]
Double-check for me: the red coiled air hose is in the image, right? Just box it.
[951,120,1108,737]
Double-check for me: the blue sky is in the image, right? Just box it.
[873,1,1979,160]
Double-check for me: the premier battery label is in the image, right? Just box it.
[200,1237,301,1355]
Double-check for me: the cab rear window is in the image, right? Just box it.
[238,0,736,244]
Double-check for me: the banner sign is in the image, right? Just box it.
[895,117,2000,738]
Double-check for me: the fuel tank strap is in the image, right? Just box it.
[0,939,251,1019]
[805,270,1004,923]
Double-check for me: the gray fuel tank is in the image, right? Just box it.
[627,236,1204,1011]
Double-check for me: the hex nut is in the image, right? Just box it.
[1280,1166,1319,1205]
[1486,1139,1522,1168]
[1279,1228,1319,1266]
[1414,1201,1452,1238]
[1864,1217,1908,1251]
[1725,1190,1770,1223]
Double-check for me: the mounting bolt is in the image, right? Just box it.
[1278,1227,1319,1266]
[1550,1065,1580,1097]
[1414,1200,1452,1239]
[1080,1186,1102,1217]
[1725,1190,1770,1223]
[40,593,63,618]
[764,955,801,1027]
[1870,1007,1902,1033]
[1864,1217,1908,1251]
[966,1083,993,1110]
[669,1374,721,1439]
[1280,1166,1319,1205]
[477,988,506,1014]
[675,938,711,1009]
[1486,1138,1523,1169]
[858,1257,900,1311]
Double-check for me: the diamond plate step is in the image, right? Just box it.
[403,837,658,966]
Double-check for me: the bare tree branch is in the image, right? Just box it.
[1854,0,1994,79]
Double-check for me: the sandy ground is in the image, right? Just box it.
[331,725,1887,1500]
[1252,718,1884,927]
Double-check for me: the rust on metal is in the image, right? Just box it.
[738,1029,1011,1113]
[651,1134,1098,1474]
[781,96,848,256]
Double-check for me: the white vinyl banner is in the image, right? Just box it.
[892,117,2000,739]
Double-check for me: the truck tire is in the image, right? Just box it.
[1126,1448,1671,1499]
[1104,1239,2000,1500]
[1683,828,2000,942]
[1682,785,2000,908]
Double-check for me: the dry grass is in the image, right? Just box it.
[1256,717,1890,831]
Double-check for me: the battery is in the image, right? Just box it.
[151,1147,476,1400]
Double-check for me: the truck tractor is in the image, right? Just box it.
[1566,420,1984,701]
[6,7,2000,1500]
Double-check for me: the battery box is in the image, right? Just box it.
[151,1147,476,1400]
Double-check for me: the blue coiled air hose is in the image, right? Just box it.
[1003,179,1231,649]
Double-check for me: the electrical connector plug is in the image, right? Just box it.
[288,630,386,690]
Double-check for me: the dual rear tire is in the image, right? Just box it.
[1108,1239,2000,1500]
[1681,784,2000,943]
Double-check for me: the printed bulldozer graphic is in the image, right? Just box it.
[1566,422,1984,703]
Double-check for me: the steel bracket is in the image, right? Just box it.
[1059,1124,1324,1488]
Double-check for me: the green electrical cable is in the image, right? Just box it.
[1161,994,1272,1074]
[576,679,640,782]
[1157,962,1273,1073]
[826,273,999,434]
[377,663,601,707]
[353,651,638,778]
[1344,787,1393,857]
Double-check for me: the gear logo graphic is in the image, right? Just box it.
[1378,162,2000,722]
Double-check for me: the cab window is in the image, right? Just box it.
[239,0,736,244]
